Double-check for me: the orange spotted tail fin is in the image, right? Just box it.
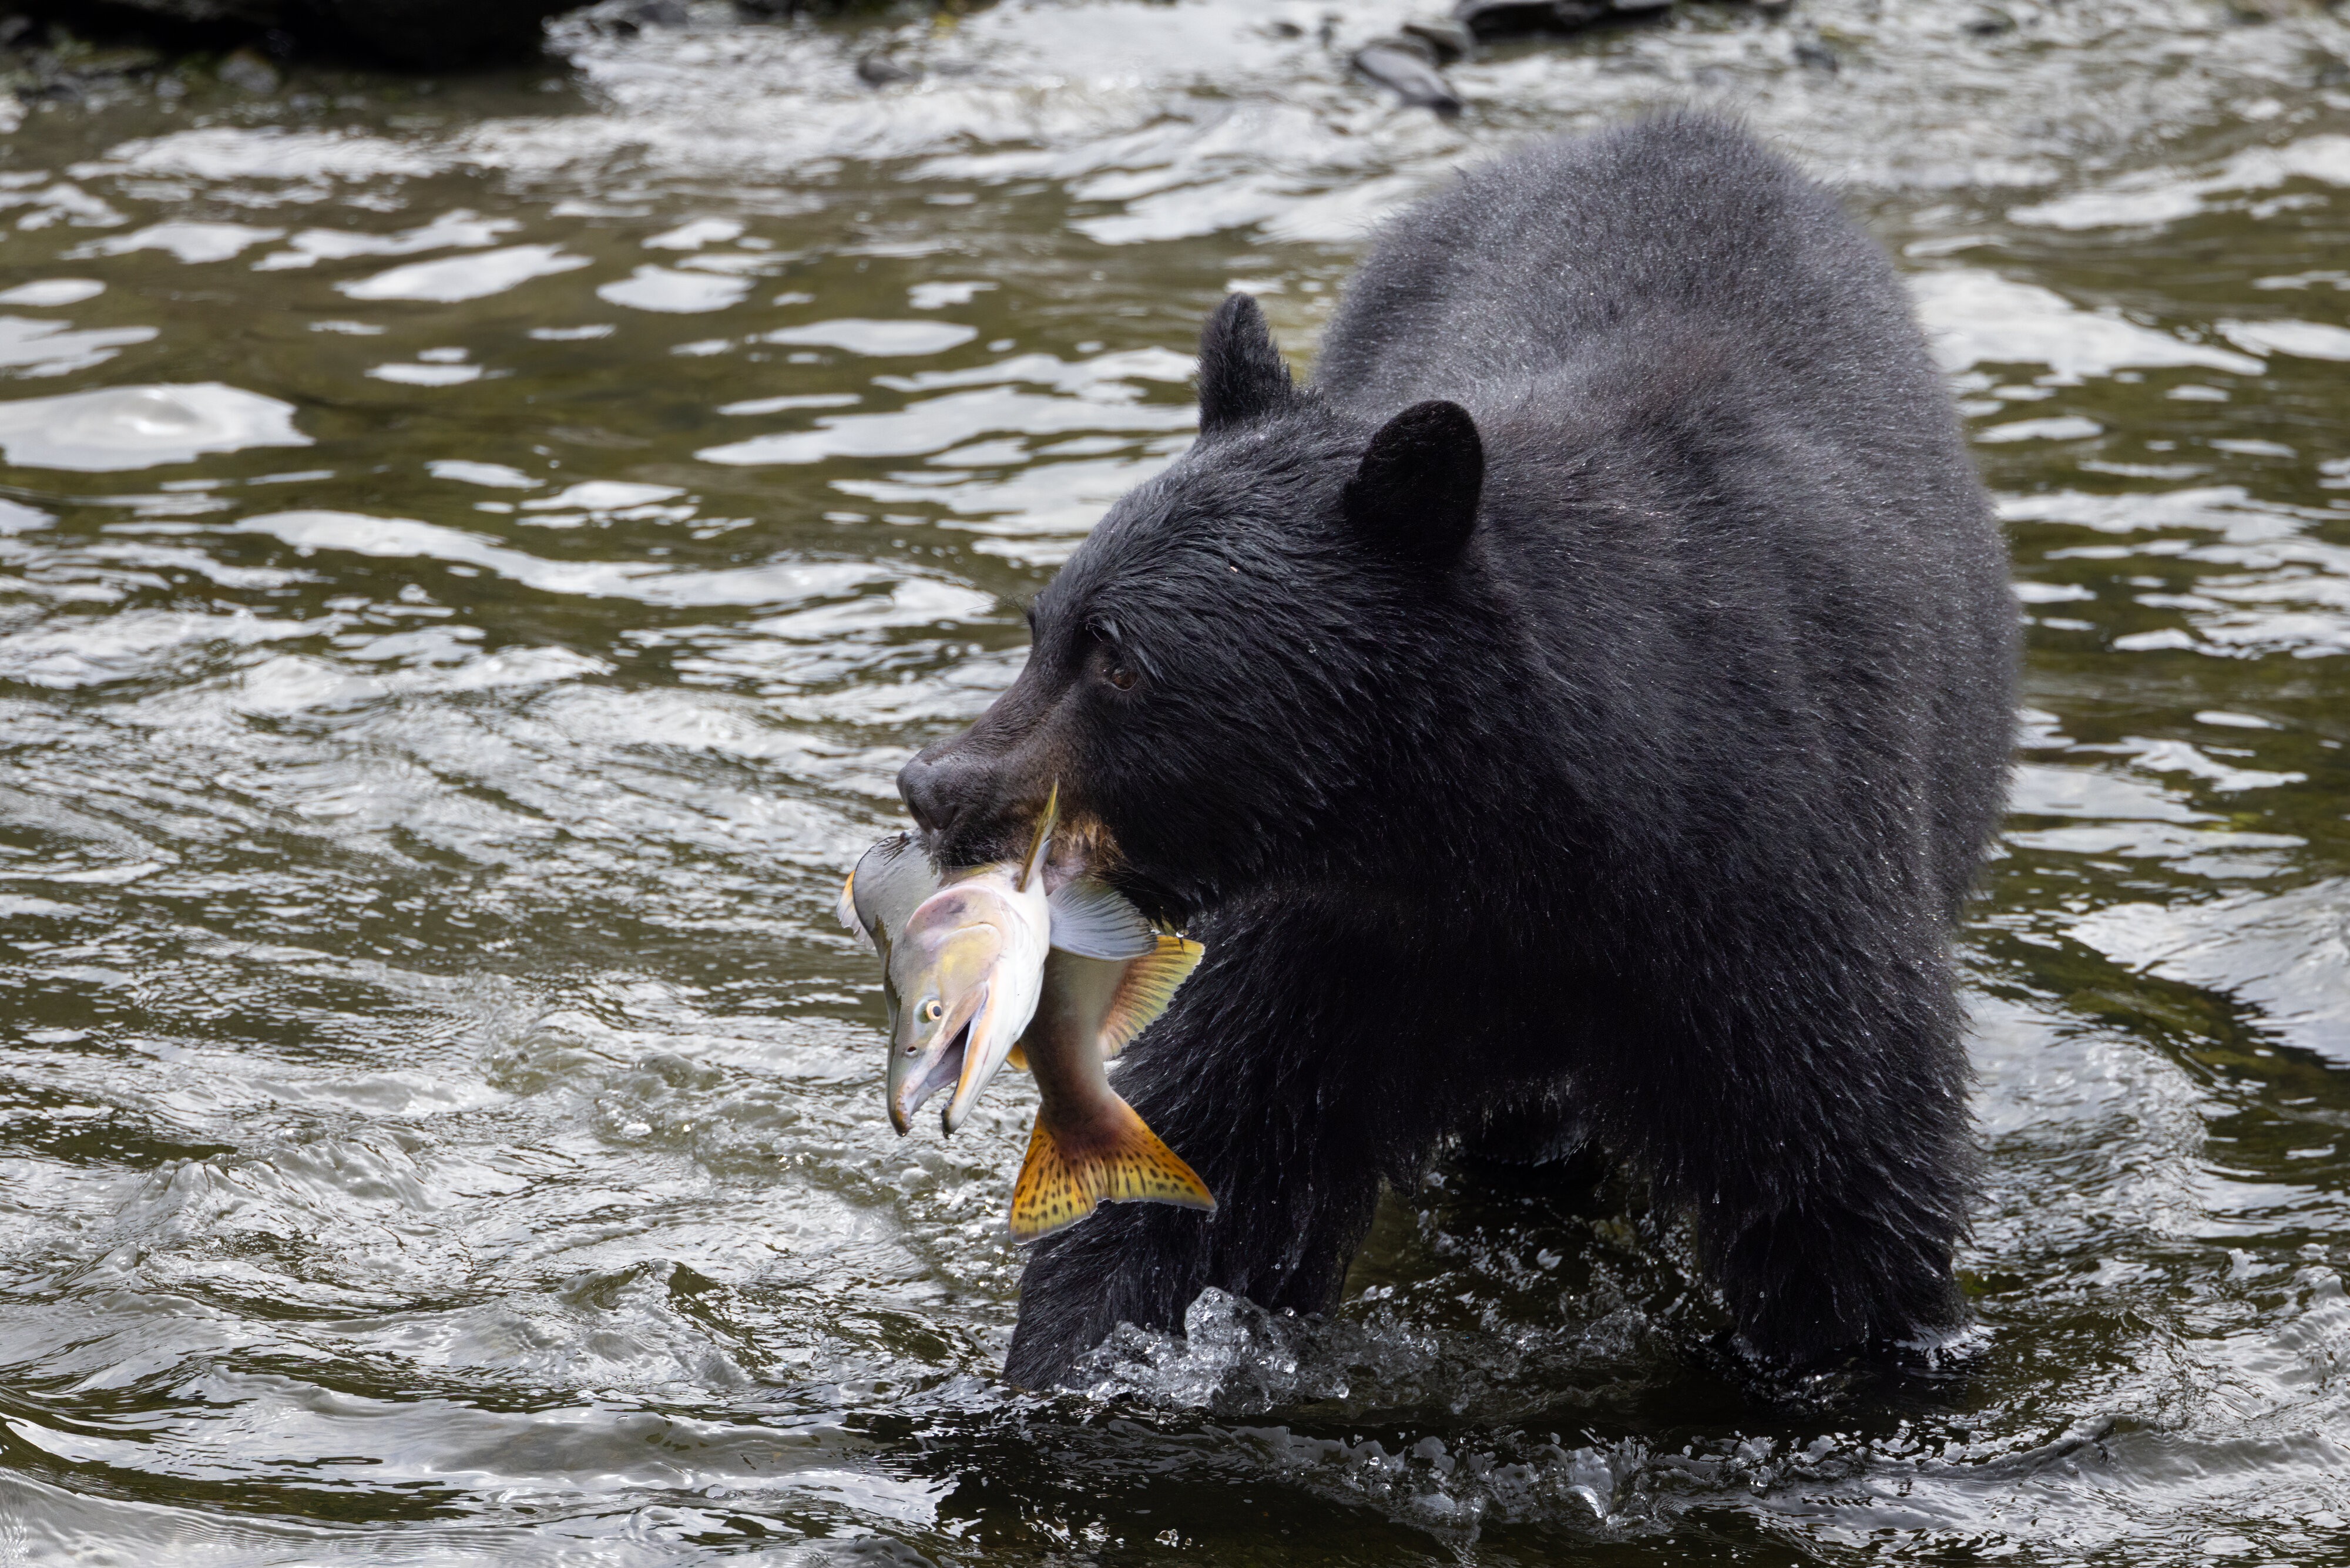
[1008,1095,1214,1241]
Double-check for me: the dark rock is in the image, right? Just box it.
[20,0,590,65]
[1452,0,1619,39]
[1792,37,1838,69]
[1352,35,1461,117]
[741,0,997,12]
[1453,0,1560,37]
[316,0,581,63]
[855,51,917,86]
[632,0,689,22]
[1610,0,1673,13]
[1400,16,1472,61]
[1962,7,2014,35]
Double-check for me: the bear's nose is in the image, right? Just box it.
[897,750,969,837]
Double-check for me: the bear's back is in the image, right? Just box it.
[1314,114,1923,421]
[1314,114,2013,924]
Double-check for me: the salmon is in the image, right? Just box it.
[1006,937,1214,1240]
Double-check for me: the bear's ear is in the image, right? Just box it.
[1197,292,1293,434]
[1342,400,1484,565]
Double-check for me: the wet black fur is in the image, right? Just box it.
[898,114,2016,1387]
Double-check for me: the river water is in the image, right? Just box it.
[2,0,2349,1561]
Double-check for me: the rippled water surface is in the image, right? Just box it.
[5,0,2350,1560]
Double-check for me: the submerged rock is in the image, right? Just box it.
[215,41,280,89]
[1352,33,1461,117]
[1792,35,1838,69]
[854,49,917,86]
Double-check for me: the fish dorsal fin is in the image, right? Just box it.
[1046,879,1157,959]
[847,832,936,946]
[1016,783,1059,894]
[1099,935,1203,1060]
[1006,1093,1215,1241]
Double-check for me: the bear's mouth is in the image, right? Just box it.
[918,800,1125,894]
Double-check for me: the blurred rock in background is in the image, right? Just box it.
[0,0,1002,72]
[1454,0,1788,39]
[2,0,587,65]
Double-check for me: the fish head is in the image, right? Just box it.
[884,885,1008,1134]
[939,881,1052,1136]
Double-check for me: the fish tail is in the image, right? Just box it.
[1017,782,1059,894]
[1008,1093,1215,1241]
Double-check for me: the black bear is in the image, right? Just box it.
[897,113,2016,1386]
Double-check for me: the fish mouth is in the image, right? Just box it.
[942,1009,1013,1137]
[889,1005,975,1135]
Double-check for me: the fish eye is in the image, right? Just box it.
[920,998,944,1023]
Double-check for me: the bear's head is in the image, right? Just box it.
[898,293,1488,913]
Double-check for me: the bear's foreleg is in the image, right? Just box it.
[1003,919,1459,1388]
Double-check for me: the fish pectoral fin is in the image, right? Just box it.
[835,869,865,938]
[1045,878,1156,959]
[1006,1094,1215,1241]
[1006,1042,1029,1072]
[1097,935,1204,1060]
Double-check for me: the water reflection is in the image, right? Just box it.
[0,382,308,469]
[1,0,2349,1560]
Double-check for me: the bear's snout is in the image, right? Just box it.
[897,746,979,840]
[899,728,1090,878]
[898,739,1033,865]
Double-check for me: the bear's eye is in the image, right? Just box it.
[1087,624,1141,693]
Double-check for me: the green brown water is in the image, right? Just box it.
[4,1,2350,1561]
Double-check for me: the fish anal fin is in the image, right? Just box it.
[1098,935,1204,1060]
[1007,1093,1214,1242]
